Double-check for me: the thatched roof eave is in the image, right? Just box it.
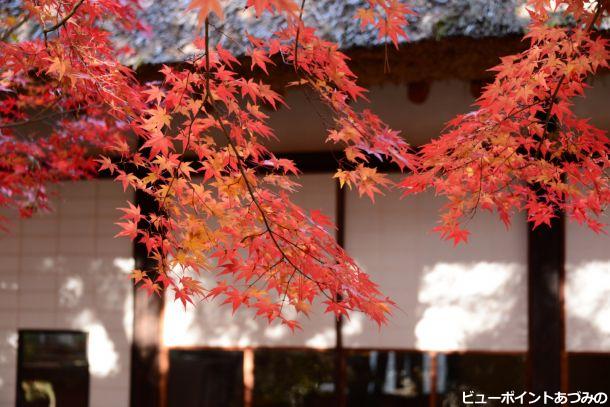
[122,0,530,66]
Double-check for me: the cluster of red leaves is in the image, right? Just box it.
[108,0,417,328]
[110,24,405,327]
[1,0,608,328]
[401,0,610,244]
[259,23,416,200]
[356,0,414,46]
[0,0,142,221]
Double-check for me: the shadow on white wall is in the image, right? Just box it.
[163,287,336,349]
[566,210,610,352]
[566,260,610,351]
[414,261,525,351]
[0,180,135,406]
[74,310,120,377]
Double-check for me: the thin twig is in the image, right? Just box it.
[536,1,604,152]
[43,0,86,34]
[1,13,29,42]
[293,0,307,71]
[0,105,93,129]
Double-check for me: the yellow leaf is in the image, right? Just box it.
[130,269,146,283]
[46,57,69,80]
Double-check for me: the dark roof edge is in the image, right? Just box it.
[135,32,609,86]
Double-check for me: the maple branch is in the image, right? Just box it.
[466,157,485,221]
[279,268,298,314]
[186,179,221,218]
[1,13,30,42]
[241,230,267,243]
[207,101,335,301]
[272,232,327,265]
[201,18,308,287]
[245,259,282,291]
[207,21,244,50]
[159,76,201,210]
[207,18,337,154]
[208,12,338,141]
[586,1,605,31]
[154,17,335,305]
[538,75,566,144]
[43,0,86,34]
[204,19,212,104]
[429,100,546,176]
[535,1,604,156]
[242,214,340,274]
[293,0,307,71]
[158,20,215,210]
[0,105,93,129]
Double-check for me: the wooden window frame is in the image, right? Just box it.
[16,329,90,407]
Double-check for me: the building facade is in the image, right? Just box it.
[1,79,609,407]
[1,1,610,405]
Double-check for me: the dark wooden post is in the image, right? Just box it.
[527,213,566,396]
[335,180,347,407]
[429,352,438,407]
[130,187,164,407]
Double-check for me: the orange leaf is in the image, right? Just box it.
[187,0,224,27]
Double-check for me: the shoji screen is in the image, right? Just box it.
[566,212,610,352]
[343,176,527,351]
[0,180,134,407]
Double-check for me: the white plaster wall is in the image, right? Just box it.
[0,180,134,407]
[162,173,339,349]
[266,80,474,152]
[566,212,610,352]
[343,177,528,351]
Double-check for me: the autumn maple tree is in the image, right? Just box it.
[401,0,610,244]
[0,0,608,329]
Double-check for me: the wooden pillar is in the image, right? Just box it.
[130,187,164,407]
[243,348,254,407]
[527,213,566,395]
[429,352,438,407]
[335,180,347,407]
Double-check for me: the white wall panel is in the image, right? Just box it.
[343,179,527,351]
[566,212,610,352]
[162,173,338,349]
[0,180,133,407]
